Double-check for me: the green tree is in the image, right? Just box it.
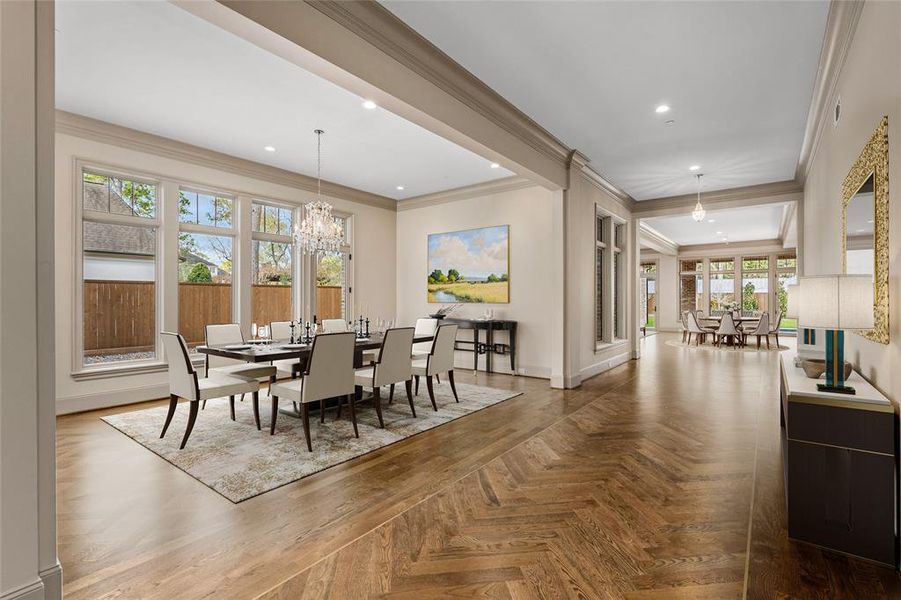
[486,273,499,283]
[317,254,344,287]
[777,284,788,315]
[500,273,508,282]
[742,281,759,311]
[186,263,213,283]
[447,268,460,282]
[428,269,447,283]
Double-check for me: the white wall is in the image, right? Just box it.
[802,1,901,400]
[55,131,397,413]
[396,185,555,378]
[642,251,679,331]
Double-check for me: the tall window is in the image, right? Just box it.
[178,187,235,349]
[679,259,702,313]
[251,201,295,328]
[314,215,351,320]
[775,253,797,331]
[640,262,657,329]
[709,259,735,314]
[741,256,768,316]
[613,223,625,338]
[81,169,159,366]
[595,214,609,344]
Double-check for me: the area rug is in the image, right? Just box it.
[102,381,521,503]
[665,339,790,352]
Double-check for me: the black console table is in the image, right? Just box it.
[442,318,517,374]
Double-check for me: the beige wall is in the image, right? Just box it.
[396,185,556,378]
[641,251,680,331]
[55,131,397,413]
[802,0,901,398]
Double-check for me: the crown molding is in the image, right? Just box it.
[795,0,864,183]
[55,110,398,211]
[396,175,535,211]
[565,148,634,208]
[677,239,786,256]
[639,222,679,255]
[778,202,797,245]
[306,1,571,171]
[632,179,803,218]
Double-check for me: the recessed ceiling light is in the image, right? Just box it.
[722,237,728,242]
[490,162,500,169]
[264,146,276,152]
[716,231,723,235]
[655,104,670,114]
[689,165,700,171]
[856,228,866,233]
[707,219,715,223]
[868,219,875,223]
[396,185,405,191]
[362,100,377,110]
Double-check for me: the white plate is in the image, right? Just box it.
[224,344,251,350]
[281,343,307,349]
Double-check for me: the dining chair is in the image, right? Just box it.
[321,319,348,333]
[160,332,261,449]
[686,311,714,346]
[269,332,357,450]
[412,318,439,357]
[352,327,416,419]
[743,312,771,349]
[680,311,690,343]
[411,323,459,410]
[269,320,304,379]
[204,324,276,411]
[714,313,741,348]
[769,310,784,347]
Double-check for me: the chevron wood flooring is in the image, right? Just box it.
[56,334,901,599]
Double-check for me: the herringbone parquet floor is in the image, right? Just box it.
[57,334,901,599]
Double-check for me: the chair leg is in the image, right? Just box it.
[389,383,395,404]
[161,394,178,438]
[270,395,278,435]
[775,333,780,347]
[202,399,206,410]
[336,394,344,419]
[757,336,761,349]
[414,375,420,396]
[426,375,438,411]
[435,373,440,384]
[240,393,245,402]
[301,403,312,452]
[448,370,459,402]
[372,387,385,428]
[320,398,325,424]
[766,334,770,349]
[405,379,416,417]
[229,395,236,421]
[252,391,261,431]
[348,394,358,438]
[179,400,199,450]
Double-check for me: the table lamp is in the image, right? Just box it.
[797,274,874,394]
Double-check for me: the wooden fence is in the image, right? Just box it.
[83,280,344,354]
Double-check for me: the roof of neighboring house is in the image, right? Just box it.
[82,181,156,256]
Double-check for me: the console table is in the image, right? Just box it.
[780,353,897,567]
[442,318,517,374]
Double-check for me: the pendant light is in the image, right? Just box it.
[691,173,706,222]
[294,129,344,255]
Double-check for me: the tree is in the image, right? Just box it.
[186,263,213,283]
[742,282,759,311]
[447,268,460,282]
[777,284,788,315]
[486,273,499,283]
[428,269,446,284]
[316,254,344,287]
[500,273,508,282]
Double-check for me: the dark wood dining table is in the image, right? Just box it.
[196,332,434,418]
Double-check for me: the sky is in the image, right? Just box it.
[428,225,508,280]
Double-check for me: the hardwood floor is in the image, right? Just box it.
[57,334,901,599]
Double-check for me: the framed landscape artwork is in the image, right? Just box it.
[427,225,509,303]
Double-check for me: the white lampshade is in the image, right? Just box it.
[785,284,799,319]
[798,274,874,330]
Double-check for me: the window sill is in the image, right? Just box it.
[71,357,202,381]
[595,339,629,354]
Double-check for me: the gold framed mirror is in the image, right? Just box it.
[841,116,889,344]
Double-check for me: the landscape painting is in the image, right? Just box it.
[427,225,509,303]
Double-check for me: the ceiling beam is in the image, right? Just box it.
[639,222,679,255]
[632,179,803,218]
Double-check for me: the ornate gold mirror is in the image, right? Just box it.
[842,116,889,344]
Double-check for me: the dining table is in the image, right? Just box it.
[197,332,435,418]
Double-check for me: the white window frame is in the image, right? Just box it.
[594,206,628,349]
[251,198,299,323]
[302,209,354,323]
[73,160,163,373]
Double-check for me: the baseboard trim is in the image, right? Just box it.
[39,563,62,600]
[0,579,44,600]
[56,383,169,415]
[580,351,631,383]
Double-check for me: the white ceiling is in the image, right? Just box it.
[383,1,829,200]
[642,203,790,247]
[55,0,512,200]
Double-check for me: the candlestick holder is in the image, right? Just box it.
[364,318,370,338]
[289,320,297,344]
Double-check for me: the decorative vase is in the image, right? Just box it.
[800,358,852,380]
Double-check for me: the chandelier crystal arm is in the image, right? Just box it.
[691,173,706,222]
[294,129,345,256]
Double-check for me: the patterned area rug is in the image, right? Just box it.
[102,381,521,503]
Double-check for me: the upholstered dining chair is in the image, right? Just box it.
[680,311,690,343]
[321,319,347,333]
[411,318,439,357]
[411,323,459,411]
[743,312,771,349]
[352,327,416,420]
[269,320,303,379]
[204,324,276,412]
[160,332,260,449]
[269,332,357,450]
[714,313,741,348]
[686,311,714,346]
[768,310,784,347]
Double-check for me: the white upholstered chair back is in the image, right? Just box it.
[412,318,438,354]
[428,324,458,375]
[161,332,197,401]
[748,312,770,335]
[770,310,783,333]
[374,327,414,385]
[269,321,292,342]
[204,324,244,369]
[321,319,347,333]
[680,311,689,330]
[716,313,740,336]
[687,311,706,334]
[302,332,356,403]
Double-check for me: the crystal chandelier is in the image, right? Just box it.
[295,129,344,255]
[691,173,706,222]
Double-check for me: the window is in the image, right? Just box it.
[595,214,609,344]
[81,169,159,366]
[775,252,797,331]
[679,259,703,313]
[251,201,295,328]
[640,261,657,329]
[741,256,768,316]
[178,186,236,350]
[314,215,350,321]
[709,259,735,314]
[613,223,625,338]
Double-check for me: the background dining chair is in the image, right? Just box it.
[686,311,714,346]
[269,332,357,450]
[160,332,260,449]
[743,312,771,349]
[321,319,347,333]
[352,327,416,419]
[269,320,303,378]
[204,324,277,412]
[412,323,459,410]
[769,310,784,347]
[680,311,690,343]
[715,312,741,348]
[411,318,438,357]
